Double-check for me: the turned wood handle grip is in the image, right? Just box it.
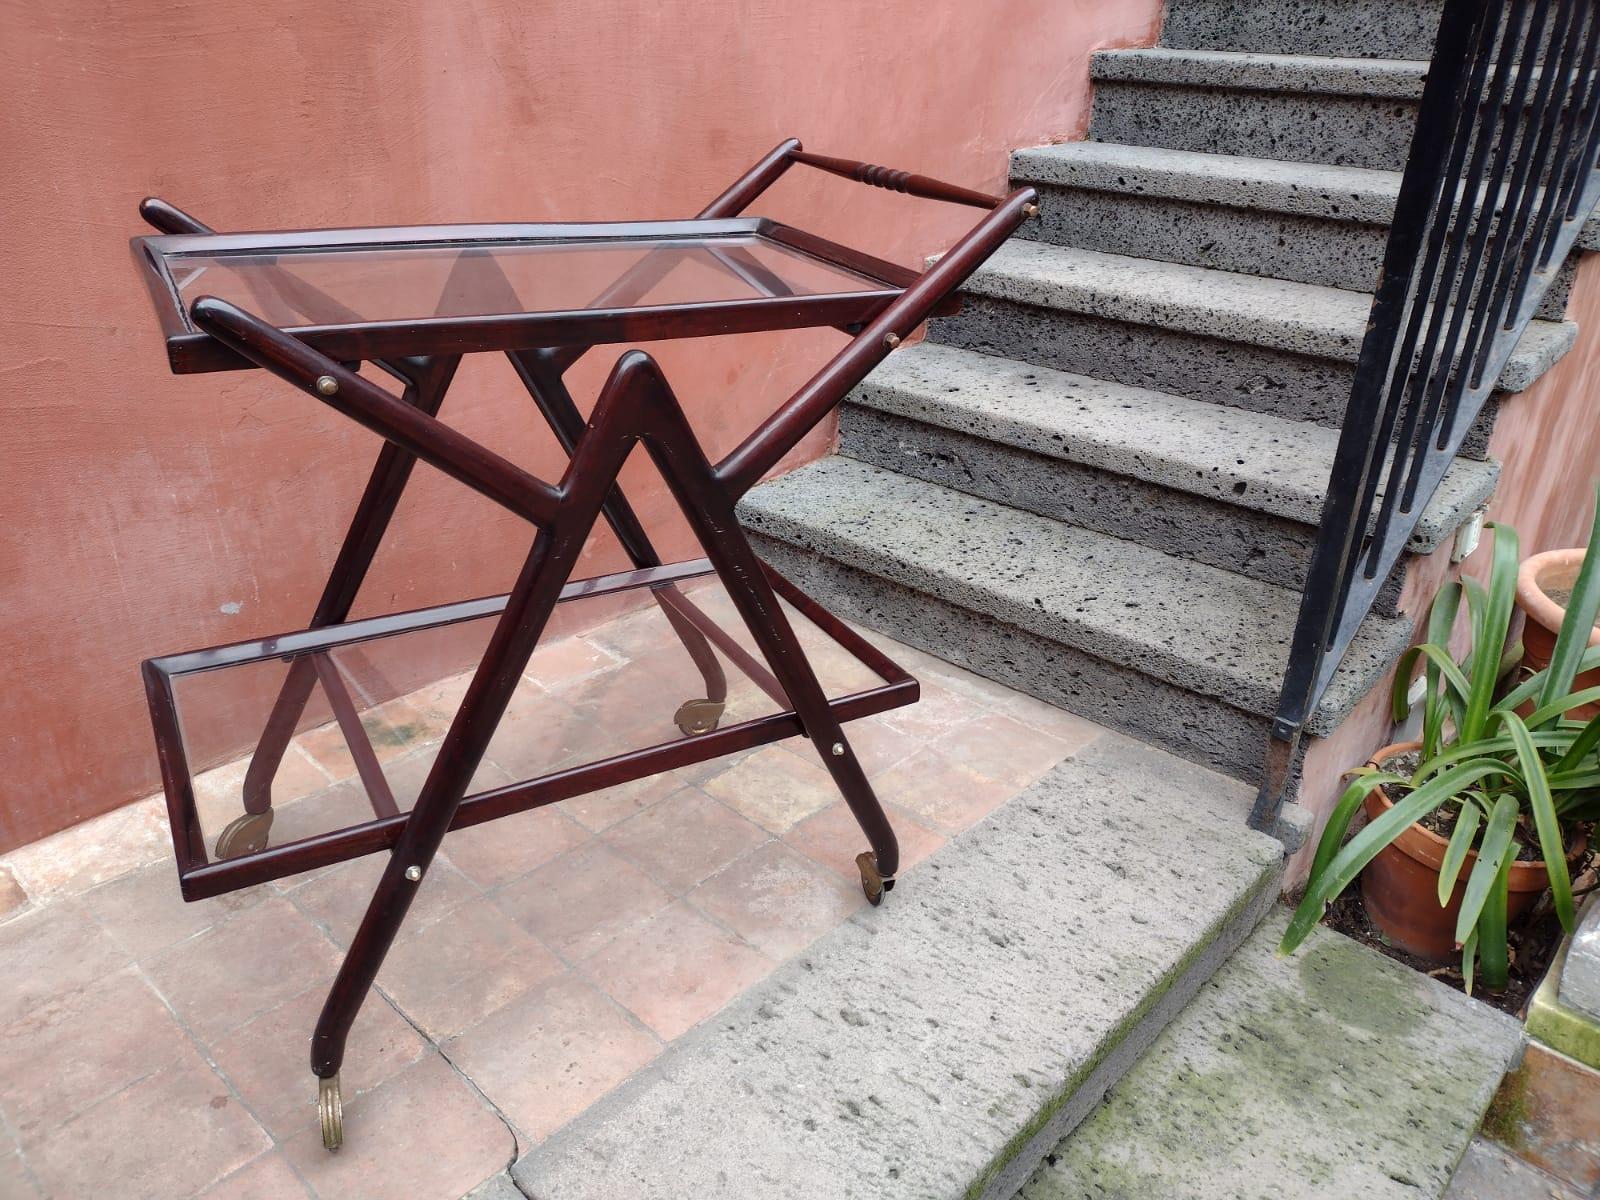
[139,197,214,235]
[789,150,1002,210]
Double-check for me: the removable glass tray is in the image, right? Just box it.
[143,560,918,900]
[133,217,926,373]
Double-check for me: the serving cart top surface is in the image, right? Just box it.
[134,216,911,373]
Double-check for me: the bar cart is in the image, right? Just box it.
[132,139,1036,1149]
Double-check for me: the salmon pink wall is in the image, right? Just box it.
[0,0,1164,852]
[1484,253,1600,553]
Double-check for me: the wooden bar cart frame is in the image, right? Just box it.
[133,139,1036,1150]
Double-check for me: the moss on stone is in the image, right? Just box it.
[1019,915,1520,1199]
[1479,1067,1530,1152]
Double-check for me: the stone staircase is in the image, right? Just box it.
[498,4,1590,1197]
[739,0,1589,833]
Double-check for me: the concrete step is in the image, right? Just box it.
[838,342,1499,597]
[512,737,1286,1200]
[1089,48,1427,170]
[928,239,1575,443]
[739,457,1413,783]
[1160,0,1444,61]
[1009,141,1579,318]
[1015,908,1523,1200]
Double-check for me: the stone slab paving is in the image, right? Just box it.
[1018,910,1523,1200]
[511,735,1282,1200]
[0,589,1099,1200]
[1445,1140,1589,1200]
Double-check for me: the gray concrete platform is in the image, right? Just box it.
[1445,1140,1588,1200]
[1017,910,1522,1200]
[511,737,1283,1200]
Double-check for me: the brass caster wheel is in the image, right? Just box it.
[674,697,724,736]
[856,851,894,907]
[318,1073,343,1152]
[214,810,274,860]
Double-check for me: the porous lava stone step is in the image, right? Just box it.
[837,341,1498,599]
[739,456,1412,781]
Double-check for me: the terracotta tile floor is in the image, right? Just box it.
[0,593,1107,1200]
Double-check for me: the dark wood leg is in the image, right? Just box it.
[509,348,731,728]
[307,520,587,1145]
[306,357,656,1146]
[625,356,901,896]
[219,358,459,857]
[689,517,900,899]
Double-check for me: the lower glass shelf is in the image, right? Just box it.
[142,559,917,900]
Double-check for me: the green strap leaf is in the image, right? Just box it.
[1391,643,1473,721]
[1558,795,1600,822]
[1538,483,1600,710]
[1555,713,1600,776]
[1494,643,1600,715]
[1526,687,1600,730]
[1461,927,1480,996]
[1305,771,1408,893]
[1437,803,1483,906]
[1454,793,1517,946]
[1461,524,1519,742]
[1396,580,1463,758]
[1280,759,1515,954]
[1493,708,1575,931]
[1414,731,1575,783]
[1474,842,1517,994]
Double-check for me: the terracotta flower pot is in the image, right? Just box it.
[1517,548,1600,721]
[1359,741,1566,962]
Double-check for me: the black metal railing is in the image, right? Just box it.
[1252,0,1600,832]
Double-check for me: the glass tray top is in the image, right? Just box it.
[135,218,910,372]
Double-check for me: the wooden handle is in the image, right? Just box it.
[789,150,1002,210]
[139,197,214,235]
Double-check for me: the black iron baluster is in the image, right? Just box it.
[1251,0,1600,833]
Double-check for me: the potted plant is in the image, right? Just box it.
[1519,542,1600,721]
[1280,487,1600,993]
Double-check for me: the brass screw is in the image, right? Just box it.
[831,742,845,757]
[404,865,422,882]
[1023,202,1040,218]
[315,375,339,396]
[883,333,901,350]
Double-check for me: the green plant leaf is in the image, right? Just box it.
[1454,793,1518,945]
[1493,708,1575,931]
[1304,770,1408,894]
[1493,643,1600,714]
[1413,732,1575,782]
[1538,484,1600,710]
[1554,713,1600,770]
[1396,580,1464,758]
[1526,687,1600,730]
[1437,802,1483,906]
[1461,927,1479,996]
[1461,524,1519,742]
[1549,768,1600,798]
[1281,759,1517,955]
[1474,842,1517,994]
[1390,643,1473,721]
